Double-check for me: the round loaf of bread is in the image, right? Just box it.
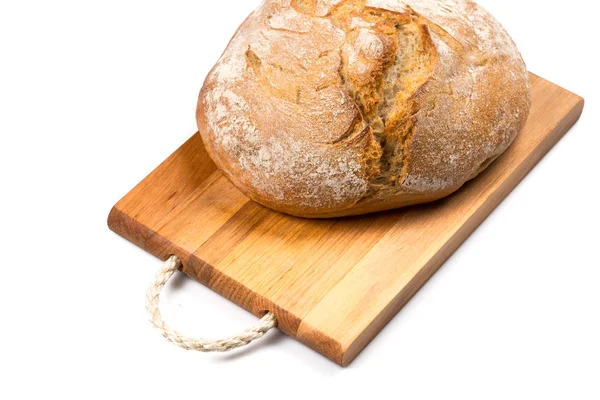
[197,0,531,218]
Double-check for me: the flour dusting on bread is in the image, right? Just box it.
[197,0,531,217]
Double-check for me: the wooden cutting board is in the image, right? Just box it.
[109,73,583,366]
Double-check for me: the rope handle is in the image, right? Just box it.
[146,255,277,352]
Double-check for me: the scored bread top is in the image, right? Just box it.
[197,0,531,218]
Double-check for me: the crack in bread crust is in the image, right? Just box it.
[291,2,436,192]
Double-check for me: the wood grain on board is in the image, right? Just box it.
[109,74,584,366]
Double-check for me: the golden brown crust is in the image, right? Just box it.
[197,0,531,218]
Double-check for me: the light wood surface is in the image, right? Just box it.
[109,74,583,366]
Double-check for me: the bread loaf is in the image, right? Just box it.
[197,0,531,218]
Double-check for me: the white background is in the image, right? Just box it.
[1,0,598,398]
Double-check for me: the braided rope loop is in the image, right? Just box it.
[146,255,277,352]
